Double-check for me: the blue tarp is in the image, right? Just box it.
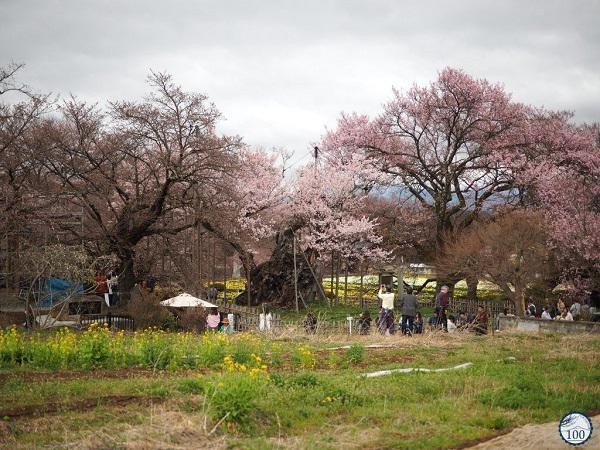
[38,277,84,308]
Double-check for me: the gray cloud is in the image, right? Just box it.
[2,0,599,162]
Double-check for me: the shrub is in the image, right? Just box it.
[197,334,228,368]
[137,329,175,369]
[178,377,206,394]
[179,308,207,332]
[78,323,112,368]
[268,344,284,368]
[123,289,172,330]
[289,372,319,388]
[344,344,364,365]
[291,345,316,368]
[231,342,254,365]
[207,372,266,427]
[30,328,77,369]
[320,386,363,407]
[0,326,25,367]
[327,351,343,368]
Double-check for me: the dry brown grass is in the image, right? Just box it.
[66,403,228,450]
[270,324,483,349]
[122,288,172,329]
[178,307,208,332]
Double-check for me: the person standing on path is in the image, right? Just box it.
[435,285,450,331]
[378,284,396,335]
[399,286,420,335]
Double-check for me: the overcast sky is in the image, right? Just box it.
[2,0,599,164]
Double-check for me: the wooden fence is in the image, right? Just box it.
[79,314,135,332]
[215,299,283,332]
[213,296,514,334]
[417,297,516,317]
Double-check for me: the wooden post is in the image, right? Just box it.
[335,253,340,305]
[161,236,165,274]
[246,255,251,307]
[359,264,364,308]
[293,234,299,313]
[300,248,328,303]
[212,237,216,288]
[197,225,202,296]
[223,248,228,302]
[344,263,348,304]
[330,251,334,299]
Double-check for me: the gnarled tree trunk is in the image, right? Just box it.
[236,228,321,307]
[466,276,478,301]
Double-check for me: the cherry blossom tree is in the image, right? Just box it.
[195,147,289,302]
[200,148,391,307]
[513,118,600,288]
[0,64,52,285]
[34,72,239,300]
[323,68,527,258]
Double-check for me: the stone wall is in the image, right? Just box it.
[498,316,600,334]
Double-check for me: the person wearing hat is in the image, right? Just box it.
[219,316,230,333]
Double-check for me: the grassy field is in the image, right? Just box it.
[1,327,599,449]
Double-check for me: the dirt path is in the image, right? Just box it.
[0,395,164,418]
[468,414,599,449]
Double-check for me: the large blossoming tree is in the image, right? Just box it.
[35,72,239,300]
[513,117,600,289]
[323,68,528,259]
[202,149,390,307]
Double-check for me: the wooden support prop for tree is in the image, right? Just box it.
[293,233,299,313]
[245,254,251,307]
[330,251,334,300]
[300,249,328,303]
[359,264,364,308]
[344,263,348,304]
[335,252,340,305]
[223,247,228,302]
[197,226,203,295]
[212,237,216,287]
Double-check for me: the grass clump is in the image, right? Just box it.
[344,344,364,364]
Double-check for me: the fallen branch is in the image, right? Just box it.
[327,344,397,350]
[362,362,473,378]
[361,356,517,378]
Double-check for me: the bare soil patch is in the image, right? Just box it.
[0,395,164,419]
[466,414,600,449]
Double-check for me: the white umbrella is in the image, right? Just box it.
[160,292,218,308]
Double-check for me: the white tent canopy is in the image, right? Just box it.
[160,293,217,308]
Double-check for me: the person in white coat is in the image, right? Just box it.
[378,284,396,334]
[447,315,458,333]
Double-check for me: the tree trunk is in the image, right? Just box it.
[466,276,478,301]
[514,286,526,317]
[117,253,136,304]
[235,228,320,307]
